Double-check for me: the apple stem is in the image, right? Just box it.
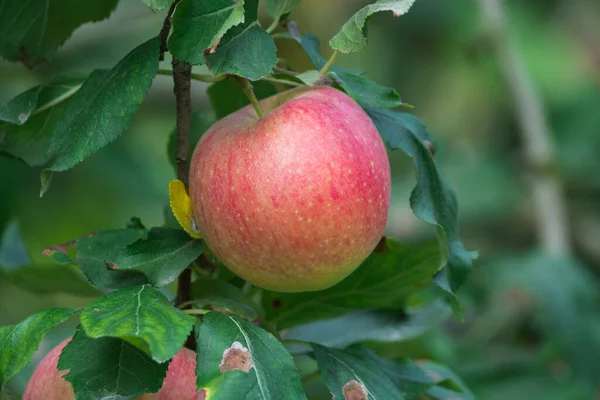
[236,77,265,118]
[319,50,339,75]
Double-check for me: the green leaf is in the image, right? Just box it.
[329,0,417,53]
[0,308,77,387]
[0,0,119,67]
[312,344,405,400]
[363,107,475,304]
[0,220,30,269]
[1,264,101,297]
[330,71,403,108]
[0,77,82,125]
[114,227,203,287]
[41,37,160,196]
[344,347,435,399]
[283,302,450,348]
[196,312,306,399]
[418,361,475,400]
[80,285,195,362]
[265,0,301,20]
[140,0,173,12]
[263,238,442,329]
[207,78,277,119]
[191,277,261,321]
[206,0,277,80]
[72,228,149,289]
[0,99,70,166]
[168,110,216,170]
[168,0,246,65]
[59,327,169,400]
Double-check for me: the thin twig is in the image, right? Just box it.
[159,1,178,61]
[477,0,571,256]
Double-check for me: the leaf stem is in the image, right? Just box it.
[236,77,265,118]
[271,32,295,40]
[183,308,210,315]
[261,77,303,87]
[30,84,82,118]
[266,17,280,34]
[319,50,338,75]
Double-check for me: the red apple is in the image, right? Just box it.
[23,338,202,400]
[189,86,391,292]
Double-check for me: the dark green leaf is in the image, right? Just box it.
[1,264,101,297]
[363,107,475,305]
[196,312,306,399]
[330,71,403,108]
[329,0,416,53]
[59,327,169,400]
[207,78,277,119]
[0,220,30,269]
[140,0,173,12]
[265,0,301,20]
[168,110,216,170]
[345,347,435,399]
[0,308,77,386]
[283,302,450,348]
[114,227,203,287]
[418,361,475,400]
[0,99,70,166]
[206,0,277,80]
[80,285,194,362]
[41,37,160,196]
[0,77,82,125]
[74,229,149,290]
[191,277,261,321]
[263,238,442,329]
[0,0,119,67]
[312,344,405,400]
[168,0,245,65]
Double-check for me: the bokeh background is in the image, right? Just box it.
[2,0,600,398]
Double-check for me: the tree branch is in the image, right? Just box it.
[477,0,571,256]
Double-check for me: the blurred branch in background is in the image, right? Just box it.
[477,0,571,256]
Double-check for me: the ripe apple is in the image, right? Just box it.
[23,338,202,400]
[189,86,391,292]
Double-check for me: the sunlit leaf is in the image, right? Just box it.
[330,0,417,53]
[80,285,194,362]
[0,308,77,387]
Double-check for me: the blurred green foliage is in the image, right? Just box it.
[1,0,599,398]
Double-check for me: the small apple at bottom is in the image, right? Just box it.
[23,338,202,400]
[189,86,391,292]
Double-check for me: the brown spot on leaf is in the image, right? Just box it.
[104,261,118,270]
[197,388,208,399]
[209,36,222,54]
[270,298,283,309]
[90,131,94,135]
[41,231,97,257]
[424,140,436,157]
[219,341,253,373]
[373,236,388,253]
[18,113,27,123]
[342,380,368,400]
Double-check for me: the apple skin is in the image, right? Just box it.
[189,86,391,292]
[23,338,203,400]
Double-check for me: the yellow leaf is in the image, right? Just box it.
[169,180,201,239]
